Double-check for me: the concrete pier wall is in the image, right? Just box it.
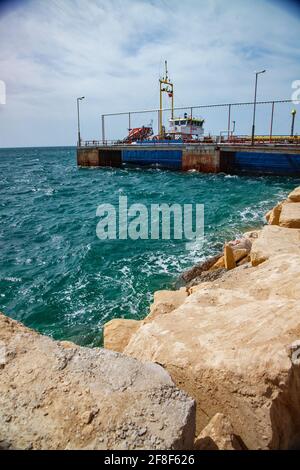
[77,144,300,176]
[182,146,220,173]
[77,148,99,167]
[220,147,300,176]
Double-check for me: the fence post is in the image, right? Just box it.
[102,115,105,144]
[227,104,231,141]
[270,102,275,143]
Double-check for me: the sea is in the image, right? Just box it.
[0,146,299,346]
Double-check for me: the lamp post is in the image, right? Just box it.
[232,120,236,135]
[77,96,85,146]
[291,109,297,137]
[251,70,266,146]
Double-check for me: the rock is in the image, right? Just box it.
[228,238,252,252]
[250,225,300,266]
[194,413,245,450]
[279,202,300,228]
[243,230,261,240]
[237,256,250,267]
[211,249,248,271]
[186,269,227,288]
[146,288,188,322]
[0,313,195,450]
[181,254,223,283]
[288,187,300,202]
[224,244,236,270]
[104,319,141,353]
[266,203,283,225]
[232,248,249,263]
[125,254,300,449]
[210,256,225,270]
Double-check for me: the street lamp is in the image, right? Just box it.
[251,70,266,146]
[291,109,297,137]
[77,96,85,146]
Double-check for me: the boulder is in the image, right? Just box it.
[181,254,222,283]
[104,319,141,353]
[243,230,261,240]
[0,313,195,450]
[266,203,283,225]
[125,254,300,449]
[186,269,227,288]
[279,202,300,229]
[147,288,188,322]
[224,244,236,270]
[194,413,245,450]
[288,186,300,202]
[250,225,300,266]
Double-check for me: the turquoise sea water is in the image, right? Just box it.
[0,147,299,346]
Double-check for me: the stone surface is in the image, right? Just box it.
[186,269,227,288]
[0,313,195,450]
[250,225,300,266]
[279,202,300,228]
[181,254,222,283]
[243,230,261,240]
[194,413,244,450]
[104,319,141,353]
[146,288,188,322]
[266,203,283,225]
[125,254,300,449]
[288,187,300,202]
[224,244,236,270]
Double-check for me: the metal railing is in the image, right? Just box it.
[100,99,296,143]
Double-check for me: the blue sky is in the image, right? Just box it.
[0,0,299,147]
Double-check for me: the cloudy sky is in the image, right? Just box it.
[0,0,299,147]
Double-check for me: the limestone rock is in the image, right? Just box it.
[224,244,236,270]
[288,187,300,202]
[279,202,300,228]
[210,256,225,270]
[243,230,261,240]
[0,313,195,450]
[194,413,245,450]
[181,254,223,283]
[250,225,300,266]
[187,269,227,288]
[266,203,283,225]
[104,319,141,353]
[147,288,188,322]
[125,254,300,449]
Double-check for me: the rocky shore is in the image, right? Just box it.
[104,185,300,450]
[1,186,300,450]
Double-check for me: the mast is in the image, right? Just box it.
[159,60,174,138]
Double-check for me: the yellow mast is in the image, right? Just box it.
[159,60,174,138]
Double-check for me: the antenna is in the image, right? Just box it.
[165,60,168,81]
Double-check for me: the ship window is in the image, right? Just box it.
[181,120,186,125]
[175,121,180,125]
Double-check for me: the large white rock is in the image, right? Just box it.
[288,187,300,202]
[125,254,300,449]
[0,314,195,450]
[194,413,244,450]
[279,202,300,228]
[250,225,300,266]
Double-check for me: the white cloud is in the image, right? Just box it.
[0,0,299,146]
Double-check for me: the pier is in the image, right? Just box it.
[77,141,300,176]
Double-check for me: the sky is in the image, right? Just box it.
[0,0,299,147]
